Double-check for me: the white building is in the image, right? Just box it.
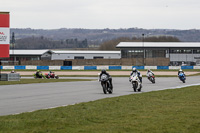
[49,50,121,60]
[116,42,200,66]
[7,50,121,61]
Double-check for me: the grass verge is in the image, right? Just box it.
[0,86,200,133]
[0,79,94,85]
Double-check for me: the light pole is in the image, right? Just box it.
[11,32,15,65]
[142,34,145,66]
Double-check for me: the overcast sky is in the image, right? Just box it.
[1,0,200,29]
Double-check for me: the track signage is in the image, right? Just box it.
[0,12,10,58]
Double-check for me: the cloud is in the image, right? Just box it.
[1,0,200,29]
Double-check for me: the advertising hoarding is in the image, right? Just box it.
[0,12,10,58]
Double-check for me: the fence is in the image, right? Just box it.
[1,65,200,70]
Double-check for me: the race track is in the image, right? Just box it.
[0,76,200,116]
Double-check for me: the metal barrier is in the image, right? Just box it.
[0,73,20,81]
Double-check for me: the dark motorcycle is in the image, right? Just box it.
[179,72,186,83]
[33,72,46,79]
[100,74,113,94]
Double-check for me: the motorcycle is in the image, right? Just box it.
[179,72,186,83]
[100,74,113,94]
[147,72,155,83]
[45,72,59,79]
[33,72,46,79]
[130,73,142,92]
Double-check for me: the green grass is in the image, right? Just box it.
[0,79,94,85]
[0,86,200,133]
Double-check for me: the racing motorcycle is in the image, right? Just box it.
[178,72,186,83]
[45,72,59,79]
[33,72,46,79]
[100,74,113,94]
[147,72,155,83]
[130,73,142,92]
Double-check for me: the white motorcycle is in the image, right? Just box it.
[130,73,142,92]
[147,72,155,83]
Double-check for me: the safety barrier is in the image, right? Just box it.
[0,73,20,81]
[0,65,199,70]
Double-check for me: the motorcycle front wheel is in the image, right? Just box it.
[132,82,137,92]
[151,78,155,83]
[102,83,107,94]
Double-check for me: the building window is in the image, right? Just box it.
[74,56,84,59]
[121,49,143,58]
[193,50,200,53]
[93,56,104,59]
[170,49,192,54]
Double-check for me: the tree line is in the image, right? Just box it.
[12,36,88,49]
[99,36,180,50]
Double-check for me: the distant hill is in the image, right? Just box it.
[10,28,200,49]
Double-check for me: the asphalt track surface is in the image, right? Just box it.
[0,76,200,116]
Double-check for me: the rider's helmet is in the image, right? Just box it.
[37,70,40,72]
[132,67,137,72]
[179,69,183,72]
[148,69,151,72]
[50,71,52,73]
[101,69,106,74]
[11,70,15,73]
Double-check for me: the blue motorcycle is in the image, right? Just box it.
[179,73,186,83]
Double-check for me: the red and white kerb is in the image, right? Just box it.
[0,12,10,58]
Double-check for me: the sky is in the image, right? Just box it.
[1,0,200,30]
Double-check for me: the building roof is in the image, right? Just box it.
[9,50,49,55]
[51,50,120,54]
[9,50,120,55]
[116,42,200,48]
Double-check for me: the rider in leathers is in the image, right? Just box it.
[130,68,142,83]
[99,69,113,89]
[178,69,185,76]
[146,69,154,80]
[178,69,185,79]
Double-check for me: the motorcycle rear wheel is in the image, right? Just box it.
[108,88,113,94]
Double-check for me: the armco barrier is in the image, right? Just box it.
[157,66,169,69]
[84,66,97,70]
[132,66,144,69]
[145,66,157,69]
[49,66,61,70]
[169,66,181,69]
[181,66,193,69]
[194,66,200,69]
[26,66,37,70]
[15,66,25,70]
[97,66,109,70]
[3,66,14,70]
[72,66,84,70]
[61,66,72,70]
[109,66,122,70]
[122,66,132,70]
[37,66,49,70]
[0,65,199,70]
